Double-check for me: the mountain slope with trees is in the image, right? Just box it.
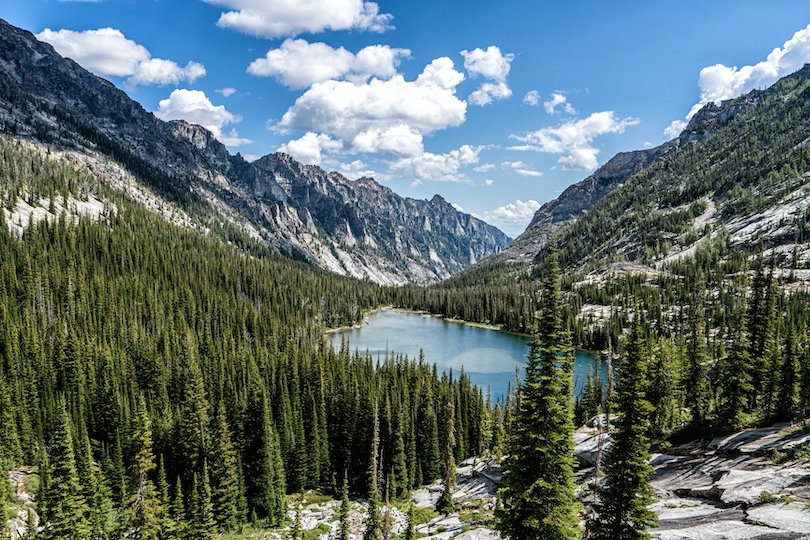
[0,18,509,286]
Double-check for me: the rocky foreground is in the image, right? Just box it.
[285,421,810,540]
[7,422,810,539]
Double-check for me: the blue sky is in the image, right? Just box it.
[5,1,810,236]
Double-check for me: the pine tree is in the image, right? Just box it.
[338,475,351,540]
[391,407,408,500]
[363,404,382,540]
[41,401,91,539]
[189,462,216,538]
[404,502,416,540]
[209,403,240,531]
[435,398,455,515]
[717,323,753,431]
[776,325,799,419]
[684,282,710,430]
[496,245,581,540]
[128,397,162,539]
[586,321,657,540]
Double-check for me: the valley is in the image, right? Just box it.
[0,9,809,540]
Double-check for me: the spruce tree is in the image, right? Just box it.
[363,404,382,540]
[717,324,753,431]
[404,502,416,540]
[338,475,351,540]
[209,403,240,531]
[684,283,710,430]
[776,325,798,419]
[496,245,581,540]
[128,397,162,539]
[390,407,408,500]
[42,402,91,539]
[586,321,657,540]
[435,398,455,515]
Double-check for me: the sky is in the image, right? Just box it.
[4,1,810,237]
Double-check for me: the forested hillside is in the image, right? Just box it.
[0,137,497,537]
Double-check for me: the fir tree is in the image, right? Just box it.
[390,407,408,500]
[41,401,91,539]
[717,324,753,431]
[776,325,799,419]
[209,403,240,531]
[435,398,455,515]
[586,321,657,540]
[404,503,416,540]
[128,397,162,539]
[338,475,351,540]
[363,405,382,540]
[496,245,581,540]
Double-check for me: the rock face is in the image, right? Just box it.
[575,420,810,539]
[0,19,509,285]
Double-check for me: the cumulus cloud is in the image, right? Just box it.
[248,39,410,89]
[155,89,251,146]
[543,92,576,115]
[501,161,543,177]
[37,27,205,85]
[474,163,495,172]
[461,46,514,106]
[218,87,237,97]
[278,57,467,157]
[523,90,541,106]
[510,111,638,171]
[481,199,541,232]
[205,0,393,38]
[665,23,810,138]
[277,132,342,165]
[391,144,480,182]
[338,160,377,179]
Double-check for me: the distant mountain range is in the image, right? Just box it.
[482,63,810,279]
[0,18,509,285]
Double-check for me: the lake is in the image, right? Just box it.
[327,309,604,400]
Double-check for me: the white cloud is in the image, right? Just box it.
[481,199,542,231]
[338,160,377,179]
[278,57,467,157]
[277,132,342,165]
[218,87,237,97]
[205,0,393,38]
[510,111,638,171]
[37,27,206,85]
[543,92,576,115]
[391,144,480,182]
[461,46,514,106]
[501,160,543,177]
[523,90,541,106]
[665,23,810,138]
[248,39,410,89]
[474,163,495,172]
[483,179,494,186]
[155,89,251,146]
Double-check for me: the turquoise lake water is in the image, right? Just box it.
[327,309,603,399]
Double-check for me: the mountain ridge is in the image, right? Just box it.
[0,18,509,285]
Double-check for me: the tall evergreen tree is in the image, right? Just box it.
[209,403,240,531]
[128,397,162,539]
[338,475,351,540]
[496,245,581,540]
[41,402,91,539]
[586,321,657,539]
[776,325,799,420]
[717,323,753,431]
[363,404,382,540]
[435,398,455,515]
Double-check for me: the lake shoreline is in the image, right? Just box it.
[324,306,605,356]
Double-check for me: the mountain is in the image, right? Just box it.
[0,18,509,285]
[487,63,810,277]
